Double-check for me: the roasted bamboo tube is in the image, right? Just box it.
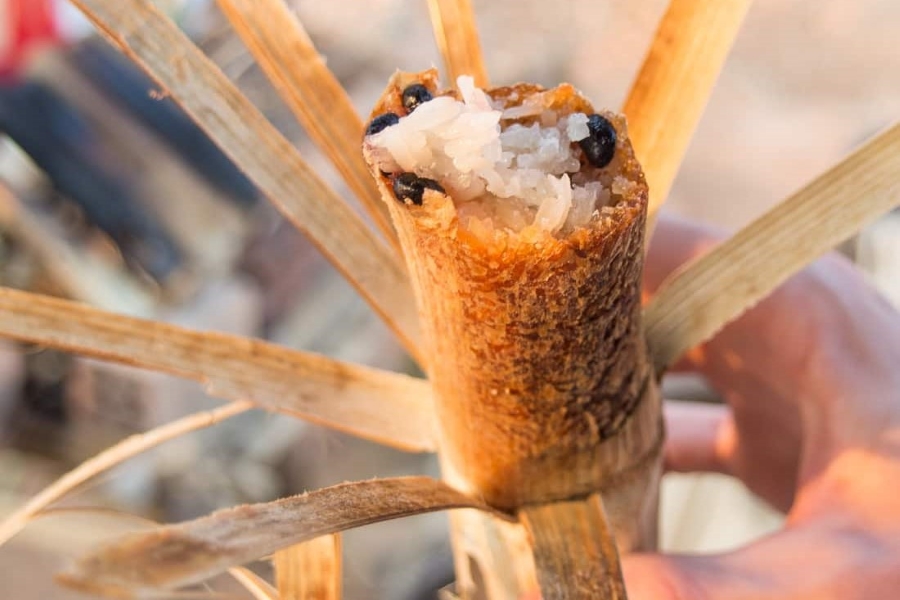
[364,70,663,599]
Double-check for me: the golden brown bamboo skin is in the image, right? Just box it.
[365,70,661,512]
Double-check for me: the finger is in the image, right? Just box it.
[664,400,735,475]
[644,213,725,295]
[623,553,717,600]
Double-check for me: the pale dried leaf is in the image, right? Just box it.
[0,287,437,451]
[645,123,900,372]
[520,496,625,600]
[68,0,423,359]
[622,0,752,236]
[216,0,397,246]
[426,0,488,87]
[58,477,510,597]
[0,401,252,548]
[274,536,340,600]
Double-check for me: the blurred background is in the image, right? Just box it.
[0,0,897,598]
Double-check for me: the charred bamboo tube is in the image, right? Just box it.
[364,70,663,599]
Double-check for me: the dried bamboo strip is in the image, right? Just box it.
[426,0,488,87]
[0,287,437,451]
[645,122,900,373]
[520,495,627,600]
[0,400,253,547]
[231,568,280,600]
[57,477,510,597]
[622,0,752,236]
[274,536,341,600]
[68,0,423,360]
[216,0,397,246]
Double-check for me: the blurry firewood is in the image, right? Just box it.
[0,185,155,315]
[72,39,259,209]
[28,50,251,287]
[0,79,183,281]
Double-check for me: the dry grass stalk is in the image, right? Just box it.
[274,536,341,600]
[520,496,626,600]
[230,567,280,600]
[215,0,397,246]
[622,0,752,235]
[645,122,900,372]
[426,0,488,87]
[58,477,511,596]
[68,0,423,359]
[364,71,663,599]
[0,286,437,451]
[0,400,253,547]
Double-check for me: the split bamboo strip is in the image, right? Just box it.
[68,0,423,360]
[0,400,253,548]
[57,477,511,597]
[216,0,397,246]
[622,0,752,237]
[0,287,437,451]
[520,495,626,600]
[231,568,280,600]
[426,0,488,87]
[645,122,900,373]
[274,536,341,600]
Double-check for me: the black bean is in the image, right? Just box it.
[365,112,400,136]
[392,173,445,206]
[401,84,433,113]
[578,114,617,168]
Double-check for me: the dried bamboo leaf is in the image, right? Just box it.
[215,0,397,246]
[645,123,900,372]
[27,510,280,600]
[230,568,280,600]
[68,0,423,359]
[0,287,437,451]
[426,0,488,87]
[0,401,252,548]
[274,536,341,600]
[520,496,626,600]
[58,477,510,597]
[622,0,752,235]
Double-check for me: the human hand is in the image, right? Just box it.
[631,213,900,598]
[527,213,900,599]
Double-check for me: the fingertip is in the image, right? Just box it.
[663,400,735,475]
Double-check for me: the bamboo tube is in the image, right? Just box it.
[364,70,663,599]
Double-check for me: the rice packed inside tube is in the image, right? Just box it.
[363,69,661,524]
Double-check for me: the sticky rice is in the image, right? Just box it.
[364,76,635,240]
